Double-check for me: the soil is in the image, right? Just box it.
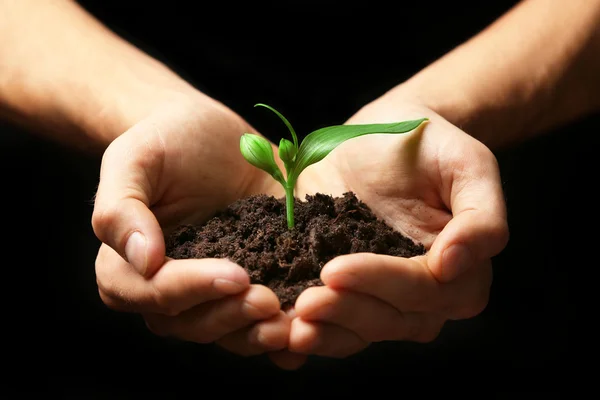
[165,192,426,308]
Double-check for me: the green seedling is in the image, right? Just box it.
[240,103,427,229]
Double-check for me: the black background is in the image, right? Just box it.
[1,1,581,396]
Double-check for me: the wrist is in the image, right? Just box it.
[84,84,197,148]
[0,0,210,154]
[380,78,530,150]
[382,79,480,136]
[68,60,205,152]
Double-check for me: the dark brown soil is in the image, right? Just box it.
[165,192,425,308]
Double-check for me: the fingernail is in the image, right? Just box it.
[328,273,360,289]
[242,301,266,319]
[212,278,246,294]
[254,330,283,350]
[285,307,297,318]
[441,244,471,282]
[256,332,272,347]
[304,304,334,321]
[125,231,148,276]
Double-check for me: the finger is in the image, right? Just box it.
[295,286,444,343]
[144,284,280,346]
[266,307,308,370]
[289,318,368,358]
[267,350,309,371]
[96,244,249,315]
[429,148,509,282]
[216,310,291,357]
[321,253,436,311]
[320,253,491,318]
[92,127,166,278]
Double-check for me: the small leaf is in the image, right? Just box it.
[240,133,285,184]
[289,119,428,180]
[278,138,297,165]
[255,103,299,149]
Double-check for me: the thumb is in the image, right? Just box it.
[92,131,166,278]
[427,162,510,283]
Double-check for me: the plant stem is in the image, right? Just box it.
[284,180,296,229]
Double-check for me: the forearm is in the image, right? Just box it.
[387,0,600,150]
[0,0,197,153]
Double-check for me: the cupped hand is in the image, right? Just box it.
[91,93,290,357]
[284,97,509,359]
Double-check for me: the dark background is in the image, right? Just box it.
[1,0,580,396]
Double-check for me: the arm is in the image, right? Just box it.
[386,0,600,150]
[0,0,199,154]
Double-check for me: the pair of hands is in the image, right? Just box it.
[92,91,508,369]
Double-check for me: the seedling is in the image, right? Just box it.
[240,103,427,229]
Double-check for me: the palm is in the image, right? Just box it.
[94,98,294,363]
[267,104,501,368]
[110,100,283,232]
[294,110,478,250]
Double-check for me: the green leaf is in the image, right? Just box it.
[240,133,285,185]
[288,119,428,180]
[255,103,299,149]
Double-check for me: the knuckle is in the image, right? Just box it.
[162,307,182,317]
[150,279,181,317]
[96,248,152,313]
[144,318,169,337]
[91,204,117,242]
[207,312,239,335]
[362,323,393,343]
[402,275,433,312]
[190,330,220,344]
[95,264,134,309]
[413,317,445,343]
[415,326,442,343]
[157,302,181,317]
[468,295,489,318]
[97,288,115,308]
[447,268,492,320]
[288,332,317,355]
[95,267,118,300]
[476,140,497,162]
[491,217,510,251]
[94,246,106,273]
[192,319,227,343]
[193,304,247,343]
[396,288,427,312]
[260,331,288,352]
[455,295,489,319]
[98,288,125,312]
[468,285,491,318]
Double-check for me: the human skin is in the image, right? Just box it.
[1,0,599,369]
[1,0,293,356]
[270,103,508,366]
[92,99,295,356]
[268,0,600,367]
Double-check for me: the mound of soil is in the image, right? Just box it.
[166,192,426,308]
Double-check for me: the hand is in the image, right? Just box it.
[284,97,509,359]
[91,93,291,357]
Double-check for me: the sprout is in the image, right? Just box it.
[240,103,428,229]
